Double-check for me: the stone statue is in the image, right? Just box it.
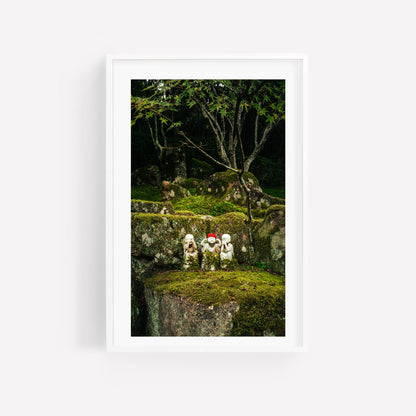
[182,234,199,271]
[220,233,237,270]
[201,233,221,271]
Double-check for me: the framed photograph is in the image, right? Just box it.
[106,55,307,351]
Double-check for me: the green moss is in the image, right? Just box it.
[146,269,284,305]
[174,210,195,216]
[145,269,285,336]
[212,212,248,233]
[220,257,238,271]
[181,255,200,271]
[201,251,220,271]
[173,195,246,216]
[196,170,260,198]
[265,204,285,217]
[180,178,202,189]
[131,184,162,201]
[231,292,285,336]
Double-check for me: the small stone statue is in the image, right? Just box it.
[201,233,221,271]
[182,234,199,271]
[220,234,237,270]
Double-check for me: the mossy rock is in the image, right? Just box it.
[144,269,285,336]
[211,212,251,264]
[131,200,175,214]
[224,185,284,209]
[189,158,215,180]
[220,257,239,271]
[131,206,285,272]
[252,205,285,274]
[174,210,196,216]
[131,213,209,265]
[195,170,260,198]
[194,170,283,209]
[179,178,202,189]
[161,181,191,201]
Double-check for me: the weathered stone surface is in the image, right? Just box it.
[145,288,239,336]
[189,158,215,180]
[131,257,154,336]
[225,187,285,209]
[178,178,202,190]
[131,213,208,266]
[131,200,175,214]
[195,170,259,198]
[210,213,251,264]
[253,205,285,274]
[131,165,161,187]
[143,270,285,337]
[131,206,285,272]
[196,170,284,209]
[161,181,191,201]
[131,212,254,266]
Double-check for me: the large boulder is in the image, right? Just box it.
[131,213,208,266]
[253,205,285,274]
[145,289,239,336]
[144,270,285,336]
[196,170,284,209]
[161,181,191,201]
[195,170,260,198]
[131,212,254,266]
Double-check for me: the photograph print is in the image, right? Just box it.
[130,80,285,337]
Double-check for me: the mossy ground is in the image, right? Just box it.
[173,195,266,218]
[145,268,285,336]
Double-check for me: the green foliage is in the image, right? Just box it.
[131,184,162,201]
[255,261,268,271]
[131,80,285,175]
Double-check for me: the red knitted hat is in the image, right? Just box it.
[207,233,217,239]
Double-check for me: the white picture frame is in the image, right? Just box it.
[106,55,307,352]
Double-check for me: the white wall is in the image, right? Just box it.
[1,1,415,415]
